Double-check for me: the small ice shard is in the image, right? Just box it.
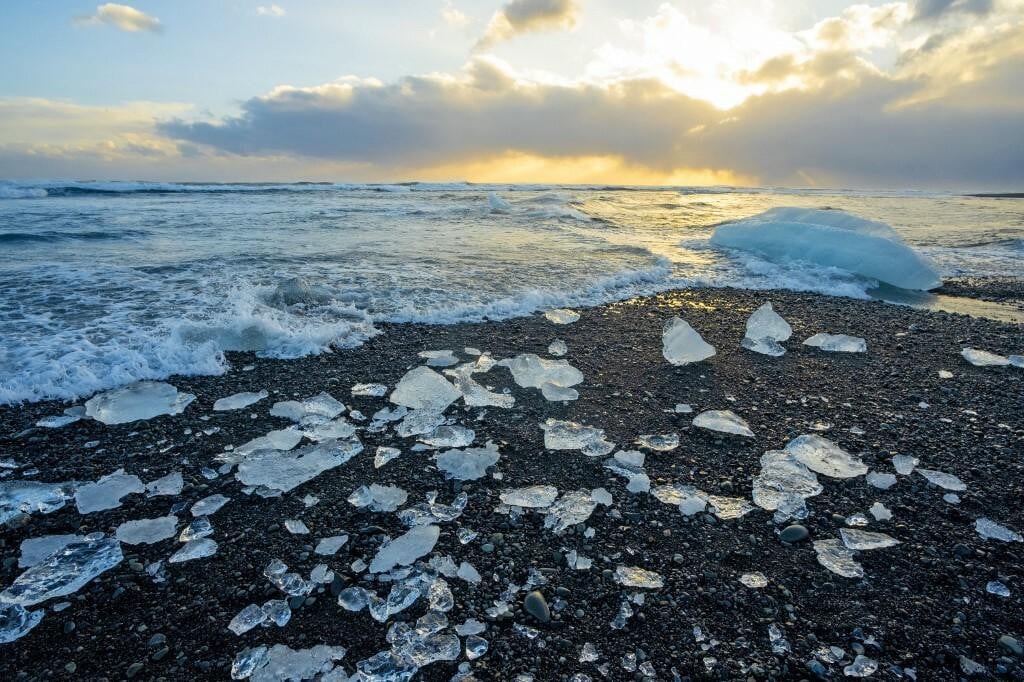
[36,406,85,429]
[348,484,408,513]
[865,471,897,489]
[301,417,356,442]
[752,450,823,514]
[191,494,230,517]
[1,537,123,606]
[18,535,85,568]
[500,485,559,508]
[785,435,867,478]
[284,519,310,535]
[739,572,768,588]
[603,451,651,494]
[803,333,867,353]
[500,354,583,391]
[242,644,347,682]
[541,419,614,457]
[540,382,578,401]
[591,487,613,506]
[938,369,953,379]
[813,539,863,578]
[707,495,755,520]
[651,482,707,513]
[231,646,269,679]
[844,655,879,677]
[264,559,313,597]
[375,446,402,468]
[548,339,567,356]
[314,535,348,556]
[435,441,501,480]
[0,602,44,643]
[975,518,1023,542]
[892,454,918,475]
[544,309,580,325]
[116,516,178,545]
[846,513,869,526]
[961,348,1009,367]
[840,528,900,550]
[768,623,790,655]
[674,403,694,413]
[692,410,754,438]
[1010,354,1023,368]
[236,437,362,494]
[395,409,445,437]
[544,490,598,531]
[662,317,716,365]
[169,538,218,563]
[987,581,1011,597]
[369,524,440,573]
[443,359,515,409]
[84,381,195,424]
[419,424,475,448]
[465,635,489,660]
[146,471,183,497]
[456,618,486,636]
[214,390,268,411]
[457,527,478,544]
[636,434,679,451]
[352,383,388,397]
[419,350,459,367]
[390,367,461,411]
[742,303,792,356]
[75,469,145,513]
[234,428,304,459]
[179,517,213,542]
[916,468,966,491]
[229,603,267,635]
[580,642,600,663]
[869,502,892,521]
[269,392,345,423]
[614,565,664,589]
[457,561,482,583]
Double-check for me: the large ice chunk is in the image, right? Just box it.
[692,410,754,437]
[269,392,345,423]
[813,539,863,578]
[75,469,145,514]
[499,354,583,391]
[369,525,440,573]
[84,381,195,424]
[541,419,614,457]
[785,435,867,478]
[0,481,75,524]
[961,348,1009,367]
[544,309,580,325]
[752,450,823,515]
[1,537,123,606]
[742,303,792,356]
[390,367,461,412]
[236,437,362,494]
[348,484,408,513]
[500,485,559,508]
[710,207,942,290]
[435,442,501,481]
[116,516,178,545]
[18,535,85,568]
[662,317,716,365]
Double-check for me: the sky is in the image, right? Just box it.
[0,0,1022,189]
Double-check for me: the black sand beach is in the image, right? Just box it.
[2,285,1022,681]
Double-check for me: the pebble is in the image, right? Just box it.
[998,635,1022,657]
[126,662,144,678]
[779,525,809,543]
[523,591,550,623]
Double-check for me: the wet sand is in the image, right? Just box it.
[1,286,1022,680]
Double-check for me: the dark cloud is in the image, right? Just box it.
[475,0,579,50]
[913,0,994,21]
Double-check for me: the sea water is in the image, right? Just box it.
[1,181,1021,403]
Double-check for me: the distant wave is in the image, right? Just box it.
[0,229,150,244]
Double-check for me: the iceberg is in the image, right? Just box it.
[662,317,715,365]
[84,381,195,425]
[710,207,942,290]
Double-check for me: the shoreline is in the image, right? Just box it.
[1,286,1022,680]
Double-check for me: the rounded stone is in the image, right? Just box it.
[998,635,1022,657]
[523,591,551,623]
[780,525,809,543]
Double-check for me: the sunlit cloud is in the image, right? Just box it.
[74,3,162,33]
[441,1,469,28]
[475,0,579,51]
[257,5,287,18]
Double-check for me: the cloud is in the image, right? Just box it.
[257,5,286,17]
[441,1,468,28]
[75,3,162,33]
[475,0,579,50]
[913,0,994,21]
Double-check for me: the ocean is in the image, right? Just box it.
[1,180,1021,404]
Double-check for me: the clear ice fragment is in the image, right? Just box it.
[662,317,716,365]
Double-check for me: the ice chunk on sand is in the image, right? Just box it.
[191,493,230,517]
[739,572,768,588]
[116,516,178,545]
[348,484,408,513]
[840,528,900,550]
[390,367,461,412]
[803,333,867,353]
[603,451,651,494]
[614,566,664,589]
[544,490,598,531]
[548,340,567,356]
[1010,355,1023,368]
[0,603,43,643]
[742,303,792,356]
[844,655,879,678]
[975,518,1022,542]
[234,428,303,457]
[284,519,309,534]
[892,454,918,475]
[236,437,362,494]
[916,468,966,491]
[541,419,614,457]
[662,317,715,365]
[270,392,345,424]
[419,350,459,367]
[813,539,863,578]
[179,518,213,542]
[500,354,583,390]
[693,410,754,437]
[84,381,195,425]
[544,309,580,324]
[169,538,218,563]
[75,469,145,513]
[375,446,402,468]
[866,471,897,489]
[395,409,445,437]
[369,525,440,573]
[785,435,867,478]
[541,383,578,401]
[444,362,515,409]
[710,207,942,290]
[240,643,347,682]
[500,485,559,508]
[1,481,75,524]
[1,537,123,606]
[636,434,679,451]
[352,383,388,397]
[435,441,501,480]
[18,535,85,568]
[752,450,823,513]
[36,406,85,429]
[707,495,754,520]
[961,348,1009,367]
[869,502,892,521]
[419,425,475,448]
[214,390,268,411]
[651,482,707,514]
[146,471,183,497]
[315,535,348,556]
[300,417,356,442]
